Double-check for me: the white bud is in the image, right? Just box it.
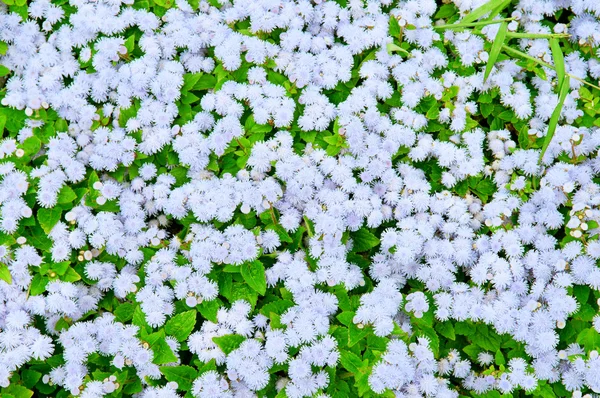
[167,382,178,389]
[558,350,567,359]
[21,207,32,218]
[185,296,198,307]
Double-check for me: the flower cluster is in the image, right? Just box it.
[1,0,600,396]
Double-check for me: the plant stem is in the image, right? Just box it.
[434,17,514,29]
[269,204,278,225]
[501,45,600,91]
[236,138,248,155]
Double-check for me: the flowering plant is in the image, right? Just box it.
[1,0,600,397]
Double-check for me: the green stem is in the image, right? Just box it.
[501,44,553,68]
[434,17,514,30]
[501,45,600,91]
[269,204,278,226]
[235,138,248,155]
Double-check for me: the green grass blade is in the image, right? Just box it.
[461,0,511,25]
[550,38,565,86]
[484,21,508,82]
[539,75,570,163]
[506,32,570,39]
[485,0,512,21]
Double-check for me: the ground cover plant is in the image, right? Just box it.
[1,0,600,396]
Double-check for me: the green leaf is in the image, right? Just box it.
[484,21,508,82]
[259,299,295,317]
[37,207,62,234]
[197,298,222,323]
[165,310,197,342]
[463,344,481,359]
[51,261,69,276]
[550,38,565,85]
[0,65,10,77]
[143,329,178,365]
[455,321,475,336]
[435,4,458,19]
[57,186,77,204]
[114,302,136,323]
[193,74,216,91]
[339,350,363,373]
[0,114,6,136]
[435,321,455,340]
[576,328,600,352]
[540,75,570,162]
[495,350,506,365]
[471,324,502,352]
[0,264,11,285]
[573,285,591,305]
[22,136,41,156]
[475,179,496,195]
[348,322,371,347]
[62,267,81,282]
[29,274,49,296]
[182,73,202,93]
[351,228,380,252]
[55,317,70,332]
[532,382,556,398]
[159,365,198,391]
[336,311,354,327]
[240,260,266,295]
[212,334,245,354]
[197,358,217,375]
[124,34,136,53]
[426,103,440,119]
[21,369,41,389]
[389,16,401,37]
[3,385,33,398]
[132,305,152,334]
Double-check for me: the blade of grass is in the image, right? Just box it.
[461,0,511,25]
[506,32,570,39]
[550,38,565,86]
[539,75,570,163]
[487,0,512,20]
[484,21,508,82]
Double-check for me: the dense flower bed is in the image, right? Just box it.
[1,0,600,396]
